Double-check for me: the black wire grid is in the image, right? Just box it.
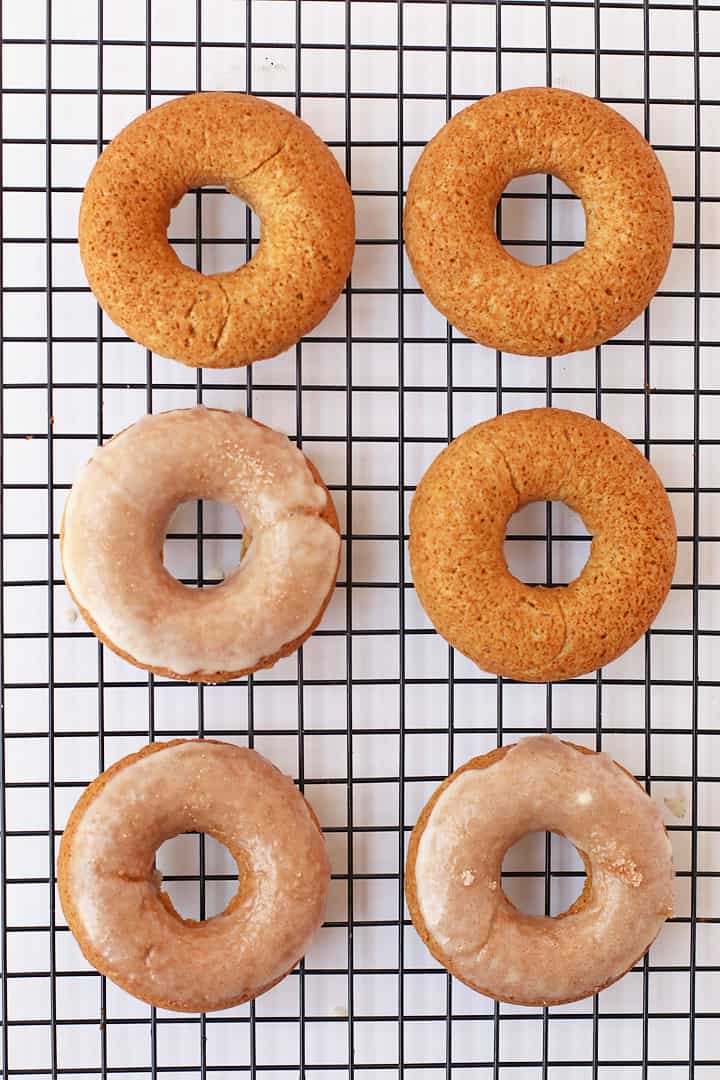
[1,0,719,1075]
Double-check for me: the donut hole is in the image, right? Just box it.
[155,832,242,921]
[504,501,590,586]
[164,499,244,587]
[501,831,587,917]
[498,175,586,266]
[168,188,260,274]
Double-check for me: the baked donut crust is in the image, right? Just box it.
[409,407,676,682]
[405,736,675,1007]
[58,739,330,1013]
[79,92,355,368]
[404,87,673,356]
[60,408,341,683]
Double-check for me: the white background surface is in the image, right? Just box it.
[2,0,720,1075]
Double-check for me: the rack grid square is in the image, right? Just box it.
[1,0,719,1074]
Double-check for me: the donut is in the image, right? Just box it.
[409,407,676,682]
[404,87,673,357]
[405,735,674,1006]
[58,739,330,1013]
[60,407,340,682]
[79,92,354,368]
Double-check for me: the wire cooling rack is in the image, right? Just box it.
[2,0,720,1075]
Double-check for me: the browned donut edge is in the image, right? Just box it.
[59,411,340,684]
[404,741,671,1007]
[57,737,327,1013]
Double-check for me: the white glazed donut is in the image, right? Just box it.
[405,736,675,1006]
[58,739,330,1013]
[60,407,340,682]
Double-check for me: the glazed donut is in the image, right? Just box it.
[61,407,340,682]
[404,87,673,357]
[79,92,354,368]
[405,735,674,1006]
[409,408,676,682]
[58,739,330,1013]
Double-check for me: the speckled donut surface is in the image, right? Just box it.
[58,739,330,1013]
[405,736,674,1006]
[404,87,673,357]
[409,408,676,682]
[79,92,355,368]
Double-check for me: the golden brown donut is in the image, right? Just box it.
[405,735,674,1007]
[58,739,330,1013]
[79,92,354,368]
[60,407,340,683]
[409,407,676,682]
[404,87,673,356]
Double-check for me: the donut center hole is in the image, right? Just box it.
[169,189,260,274]
[164,499,244,587]
[504,501,590,586]
[155,832,241,921]
[498,175,586,266]
[501,831,586,917]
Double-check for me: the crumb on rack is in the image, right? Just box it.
[663,793,687,819]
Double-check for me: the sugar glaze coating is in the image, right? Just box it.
[406,736,674,1006]
[58,739,330,1013]
[61,407,340,681]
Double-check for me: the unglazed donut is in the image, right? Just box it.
[58,739,330,1013]
[404,87,673,356]
[61,407,340,682]
[79,92,354,368]
[409,407,676,682]
[405,736,674,1006]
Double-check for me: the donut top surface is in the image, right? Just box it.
[409,407,676,681]
[404,87,673,356]
[79,92,354,368]
[58,739,330,1012]
[61,407,340,679]
[410,736,674,1005]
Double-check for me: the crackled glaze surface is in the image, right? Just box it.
[61,407,340,680]
[58,739,330,1012]
[408,736,674,1006]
